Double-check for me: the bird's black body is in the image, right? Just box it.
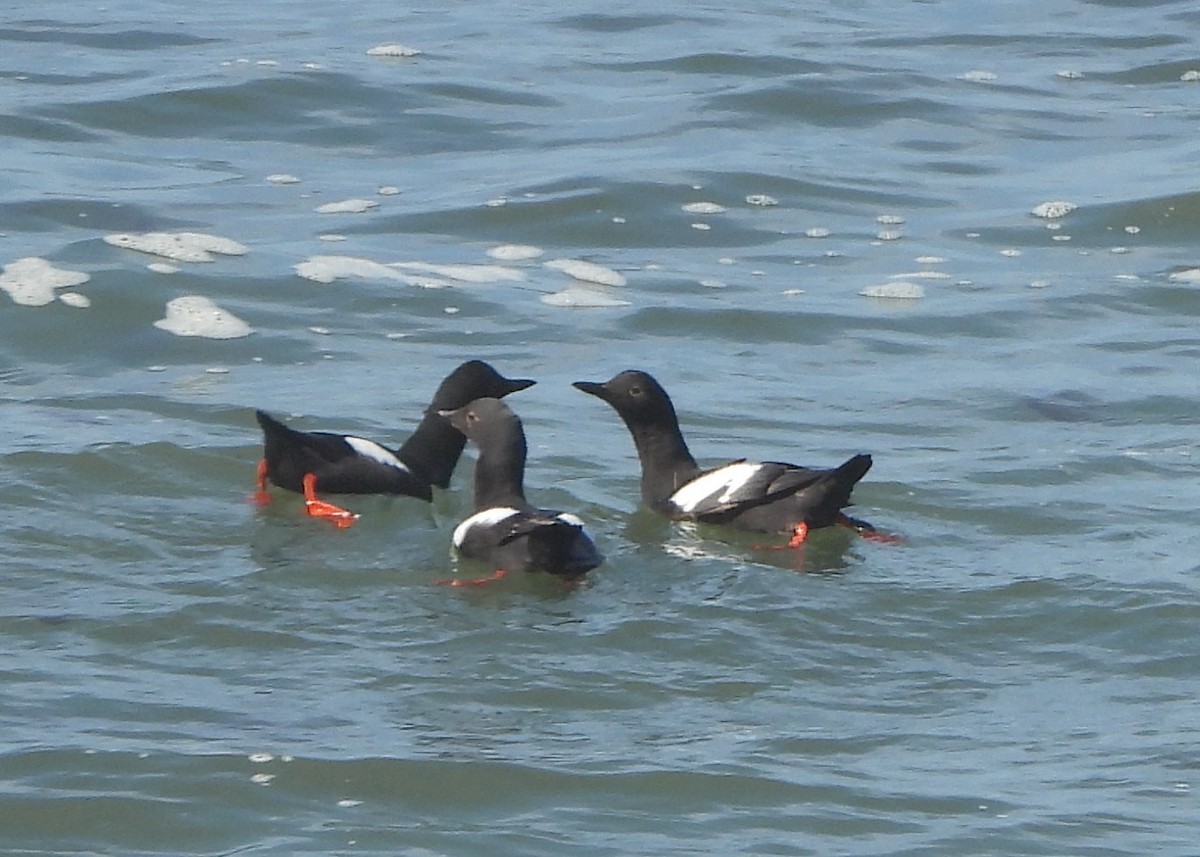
[255,360,534,502]
[448,397,602,578]
[573,370,875,539]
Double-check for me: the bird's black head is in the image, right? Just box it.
[431,360,535,412]
[572,370,678,426]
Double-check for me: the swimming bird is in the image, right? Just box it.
[253,360,535,527]
[442,397,602,583]
[573,370,894,547]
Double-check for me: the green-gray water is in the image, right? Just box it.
[2,2,1198,854]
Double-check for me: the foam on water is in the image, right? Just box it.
[294,255,430,285]
[314,199,380,214]
[0,257,90,306]
[544,258,627,287]
[860,281,925,299]
[682,202,726,215]
[487,244,544,261]
[366,44,422,58]
[58,292,91,308]
[391,262,525,283]
[103,232,248,262]
[888,271,951,280]
[153,295,253,338]
[540,285,631,308]
[1032,201,1077,219]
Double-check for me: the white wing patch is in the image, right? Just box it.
[669,461,764,513]
[555,512,586,528]
[452,507,520,548]
[344,436,408,471]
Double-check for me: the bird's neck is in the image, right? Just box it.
[626,419,701,506]
[397,409,466,488]
[472,430,528,511]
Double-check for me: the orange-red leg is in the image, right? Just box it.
[435,569,508,587]
[754,521,809,551]
[251,459,274,505]
[302,473,359,528]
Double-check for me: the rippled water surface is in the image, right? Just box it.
[2,1,1199,854]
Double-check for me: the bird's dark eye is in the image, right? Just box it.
[468,411,479,422]
[629,385,643,397]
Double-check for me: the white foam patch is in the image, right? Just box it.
[266,174,300,184]
[1181,70,1200,82]
[1168,268,1200,283]
[682,202,725,214]
[315,199,379,214]
[1056,70,1084,80]
[1,257,90,306]
[487,244,544,261]
[805,227,830,238]
[745,194,778,207]
[1032,201,1076,219]
[540,285,631,308]
[59,292,90,308]
[391,262,525,283]
[367,44,422,58]
[148,262,179,274]
[544,258,627,287]
[104,232,248,262]
[860,281,925,299]
[154,295,253,338]
[877,214,905,225]
[294,255,435,286]
[960,70,997,83]
[888,270,951,280]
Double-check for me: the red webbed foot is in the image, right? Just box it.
[302,473,359,528]
[251,459,273,505]
[753,522,809,550]
[435,570,508,587]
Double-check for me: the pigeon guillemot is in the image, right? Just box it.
[253,360,535,527]
[573,369,895,547]
[441,397,602,583]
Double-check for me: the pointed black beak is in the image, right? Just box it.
[503,377,536,396]
[572,380,608,400]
